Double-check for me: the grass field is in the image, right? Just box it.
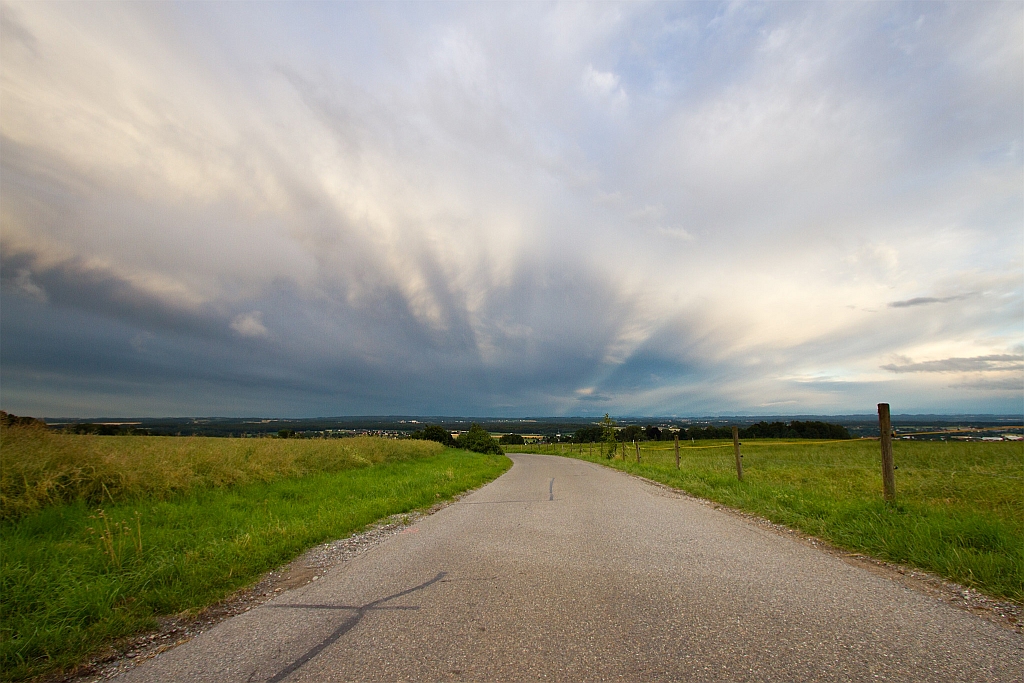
[518,439,1023,602]
[1,427,451,520]
[0,427,511,681]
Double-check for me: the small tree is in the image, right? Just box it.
[498,433,525,445]
[456,424,504,455]
[601,414,617,459]
[425,425,456,446]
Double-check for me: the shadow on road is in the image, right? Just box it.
[264,572,447,682]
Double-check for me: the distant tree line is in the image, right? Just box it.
[0,411,46,429]
[564,419,850,442]
[740,420,851,439]
[0,413,154,436]
[69,424,153,436]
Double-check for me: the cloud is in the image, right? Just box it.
[0,2,1021,417]
[949,377,1023,391]
[656,226,694,241]
[582,64,627,107]
[9,269,46,303]
[881,355,1024,373]
[888,294,971,308]
[0,245,225,338]
[230,312,268,338]
[583,64,621,95]
[574,387,612,403]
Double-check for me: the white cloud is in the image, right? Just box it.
[583,64,620,95]
[656,226,694,241]
[230,312,268,338]
[582,64,626,106]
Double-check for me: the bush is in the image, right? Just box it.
[456,424,504,455]
[498,433,525,445]
[410,424,455,447]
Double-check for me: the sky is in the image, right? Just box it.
[1,1,1021,418]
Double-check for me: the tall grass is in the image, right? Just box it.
[520,439,1024,601]
[0,429,510,681]
[1,425,442,519]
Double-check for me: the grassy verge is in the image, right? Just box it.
[518,439,1023,602]
[1,431,510,681]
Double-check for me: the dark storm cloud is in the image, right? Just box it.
[0,247,229,339]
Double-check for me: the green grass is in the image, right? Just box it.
[520,439,1023,602]
[0,434,510,682]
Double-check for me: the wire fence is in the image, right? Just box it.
[517,438,1024,482]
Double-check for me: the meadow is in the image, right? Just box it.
[518,438,1023,602]
[0,427,511,681]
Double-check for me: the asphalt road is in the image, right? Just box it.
[120,453,1022,682]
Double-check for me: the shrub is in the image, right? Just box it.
[456,424,504,455]
[410,424,455,447]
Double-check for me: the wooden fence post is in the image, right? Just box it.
[732,426,743,482]
[674,433,680,469]
[878,403,896,501]
[634,440,641,463]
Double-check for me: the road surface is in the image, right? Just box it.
[120,453,1022,681]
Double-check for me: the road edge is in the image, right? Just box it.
[51,477,506,683]
[568,454,1023,636]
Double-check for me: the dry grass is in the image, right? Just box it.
[0,425,442,519]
